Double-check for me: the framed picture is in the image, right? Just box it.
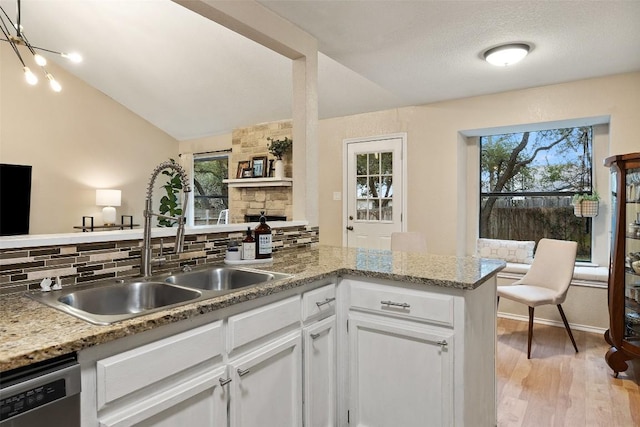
[236,161,250,178]
[242,168,254,178]
[252,156,268,178]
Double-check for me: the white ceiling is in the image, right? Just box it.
[2,0,639,141]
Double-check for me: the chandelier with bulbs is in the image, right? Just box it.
[0,0,82,92]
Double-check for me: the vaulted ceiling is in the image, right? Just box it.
[2,0,639,140]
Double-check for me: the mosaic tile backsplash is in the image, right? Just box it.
[0,225,319,295]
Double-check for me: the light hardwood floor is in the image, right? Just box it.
[497,317,640,427]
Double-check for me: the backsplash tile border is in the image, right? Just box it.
[0,225,319,295]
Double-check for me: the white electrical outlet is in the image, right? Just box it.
[333,192,342,201]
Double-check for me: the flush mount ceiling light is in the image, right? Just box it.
[0,0,82,92]
[484,43,530,67]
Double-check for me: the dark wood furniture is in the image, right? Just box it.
[604,152,640,376]
[74,215,138,232]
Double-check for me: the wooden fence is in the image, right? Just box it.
[480,207,592,260]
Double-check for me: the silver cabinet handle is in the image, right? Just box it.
[310,332,321,339]
[316,297,335,308]
[219,377,232,387]
[436,340,448,350]
[381,300,410,309]
[237,368,251,377]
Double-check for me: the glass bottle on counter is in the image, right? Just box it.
[254,211,272,259]
[242,227,256,260]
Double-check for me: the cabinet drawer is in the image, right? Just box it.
[228,295,300,352]
[302,284,336,321]
[97,321,223,408]
[349,282,454,326]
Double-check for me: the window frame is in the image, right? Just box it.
[192,153,229,226]
[478,126,595,261]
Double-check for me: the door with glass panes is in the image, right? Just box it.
[345,136,404,249]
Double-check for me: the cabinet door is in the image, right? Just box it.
[303,315,337,427]
[98,365,227,427]
[229,332,302,427]
[348,313,454,427]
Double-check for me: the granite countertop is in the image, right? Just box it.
[0,245,504,372]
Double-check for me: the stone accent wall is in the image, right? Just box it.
[230,120,293,224]
[0,225,319,295]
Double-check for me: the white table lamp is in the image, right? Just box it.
[96,189,121,225]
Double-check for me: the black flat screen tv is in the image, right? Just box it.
[0,163,32,236]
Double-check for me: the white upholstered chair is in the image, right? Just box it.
[391,232,427,253]
[497,238,579,359]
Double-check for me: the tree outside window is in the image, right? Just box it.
[480,127,594,261]
[193,155,228,225]
[356,152,393,221]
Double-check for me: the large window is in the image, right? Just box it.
[193,155,228,225]
[480,126,594,261]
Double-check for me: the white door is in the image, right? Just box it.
[345,135,405,249]
[229,332,302,427]
[303,315,337,427]
[347,314,453,427]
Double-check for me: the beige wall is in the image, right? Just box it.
[0,44,179,234]
[318,72,640,257]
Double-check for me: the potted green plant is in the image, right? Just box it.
[572,192,600,218]
[158,159,183,227]
[267,137,292,159]
[267,137,292,178]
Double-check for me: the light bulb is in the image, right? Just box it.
[62,52,82,63]
[34,53,47,66]
[46,73,62,92]
[23,67,38,85]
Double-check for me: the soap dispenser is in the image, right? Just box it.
[254,211,272,259]
[242,227,256,260]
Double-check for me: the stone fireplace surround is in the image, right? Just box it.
[230,120,293,224]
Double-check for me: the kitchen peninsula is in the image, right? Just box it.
[0,245,504,426]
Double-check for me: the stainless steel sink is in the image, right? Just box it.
[163,267,291,291]
[59,282,201,315]
[28,266,292,325]
[29,281,201,325]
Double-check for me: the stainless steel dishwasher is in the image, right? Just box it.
[0,353,80,427]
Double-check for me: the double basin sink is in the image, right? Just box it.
[28,266,292,325]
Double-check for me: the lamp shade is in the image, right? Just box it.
[96,189,121,207]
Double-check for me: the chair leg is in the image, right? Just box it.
[527,306,534,359]
[557,304,579,353]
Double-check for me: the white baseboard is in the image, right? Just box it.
[497,312,607,335]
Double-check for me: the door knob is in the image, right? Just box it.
[346,226,354,231]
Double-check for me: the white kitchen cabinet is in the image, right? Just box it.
[303,315,337,427]
[98,365,228,427]
[79,273,496,427]
[93,322,227,427]
[228,331,302,427]
[341,277,497,427]
[347,313,453,427]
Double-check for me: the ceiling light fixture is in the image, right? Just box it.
[484,43,530,67]
[0,0,82,92]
